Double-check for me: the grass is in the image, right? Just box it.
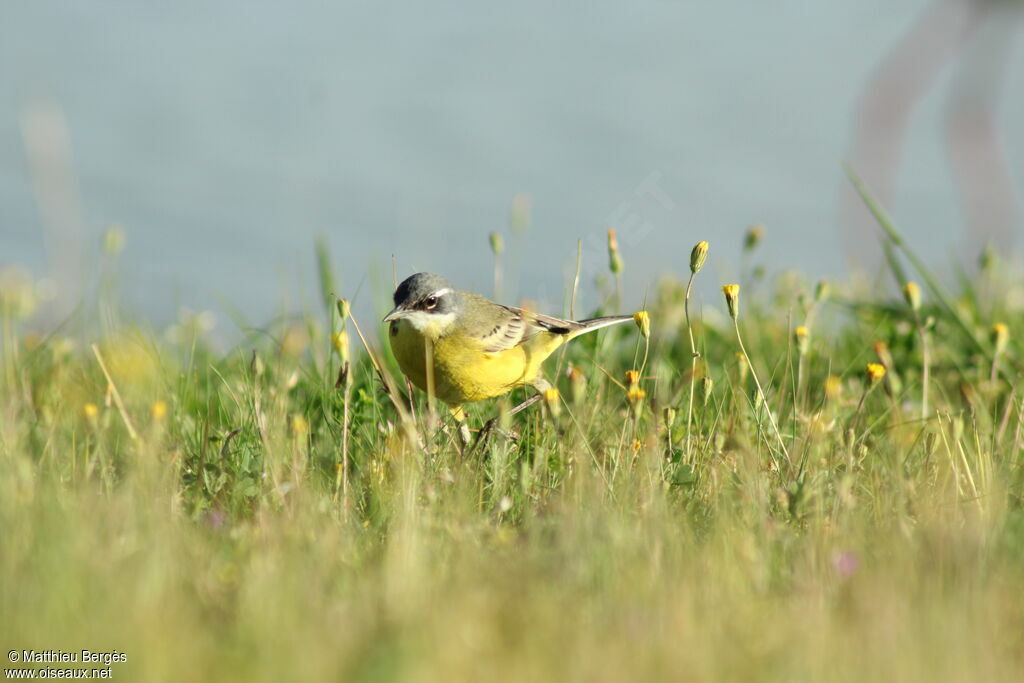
[1,217,1023,682]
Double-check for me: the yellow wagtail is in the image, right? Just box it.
[383,272,635,443]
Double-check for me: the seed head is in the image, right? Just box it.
[903,282,921,312]
[866,363,887,385]
[690,241,709,274]
[722,284,740,319]
[633,311,650,339]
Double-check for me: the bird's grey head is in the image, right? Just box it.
[383,273,461,328]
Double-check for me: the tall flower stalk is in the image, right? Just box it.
[904,282,930,420]
[684,241,708,459]
[722,284,789,467]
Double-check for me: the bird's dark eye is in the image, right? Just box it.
[424,296,439,309]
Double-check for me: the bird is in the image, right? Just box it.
[383,272,636,445]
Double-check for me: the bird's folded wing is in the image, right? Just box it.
[465,302,578,354]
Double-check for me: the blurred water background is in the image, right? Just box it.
[1,1,1022,331]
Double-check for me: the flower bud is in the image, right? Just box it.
[331,331,350,363]
[722,284,740,319]
[626,386,646,419]
[701,376,714,406]
[337,298,351,322]
[663,406,677,428]
[567,366,586,405]
[103,224,125,256]
[689,241,709,274]
[992,322,1010,356]
[902,282,921,312]
[735,353,749,384]
[794,326,810,356]
[607,229,623,275]
[543,387,561,418]
[489,232,504,255]
[814,280,830,303]
[744,224,764,251]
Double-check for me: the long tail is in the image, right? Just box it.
[509,306,636,340]
[564,314,635,340]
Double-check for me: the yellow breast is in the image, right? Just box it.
[389,320,563,405]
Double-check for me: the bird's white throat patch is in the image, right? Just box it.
[399,310,457,339]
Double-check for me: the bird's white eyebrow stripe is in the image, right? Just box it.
[431,288,453,297]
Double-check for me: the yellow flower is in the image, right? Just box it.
[624,370,641,388]
[83,403,99,419]
[543,387,561,418]
[290,414,309,435]
[866,363,887,384]
[633,311,650,339]
[689,241,709,274]
[903,282,921,312]
[150,400,168,421]
[722,284,740,319]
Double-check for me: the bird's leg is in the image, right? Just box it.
[509,377,551,416]
[449,405,471,452]
[472,379,551,453]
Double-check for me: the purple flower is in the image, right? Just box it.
[832,550,860,579]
